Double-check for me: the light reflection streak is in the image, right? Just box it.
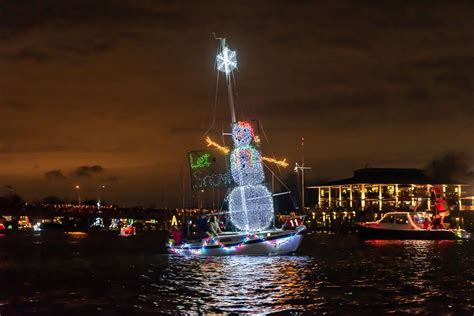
[159,256,314,313]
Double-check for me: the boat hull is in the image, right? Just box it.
[357,224,469,240]
[167,227,305,256]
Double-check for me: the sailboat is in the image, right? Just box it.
[167,38,305,256]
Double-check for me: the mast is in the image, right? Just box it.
[295,137,311,211]
[216,38,237,123]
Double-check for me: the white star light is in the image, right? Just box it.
[217,47,237,74]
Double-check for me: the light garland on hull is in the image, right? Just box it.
[167,227,305,256]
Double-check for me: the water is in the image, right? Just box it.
[1,231,473,314]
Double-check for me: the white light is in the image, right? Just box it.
[33,223,41,231]
[228,121,274,232]
[217,47,237,74]
[230,122,263,186]
[91,217,104,228]
[229,184,273,231]
[231,146,264,186]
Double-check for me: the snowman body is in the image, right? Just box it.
[228,122,273,231]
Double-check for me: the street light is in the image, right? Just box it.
[75,185,81,205]
[98,185,106,208]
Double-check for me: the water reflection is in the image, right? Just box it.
[1,234,472,314]
[155,256,314,313]
[360,240,466,313]
[63,231,88,243]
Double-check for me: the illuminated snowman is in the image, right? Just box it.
[228,121,273,231]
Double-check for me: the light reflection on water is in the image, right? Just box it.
[147,239,474,314]
[157,256,314,313]
[0,233,473,314]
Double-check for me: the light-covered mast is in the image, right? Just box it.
[215,37,274,232]
[216,38,238,123]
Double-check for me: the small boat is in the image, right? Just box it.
[120,225,136,237]
[167,225,305,256]
[40,222,64,231]
[357,212,471,240]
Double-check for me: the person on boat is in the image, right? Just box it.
[422,214,432,230]
[433,186,450,229]
[170,225,183,245]
[208,216,222,236]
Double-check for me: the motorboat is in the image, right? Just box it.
[357,212,471,240]
[167,225,305,256]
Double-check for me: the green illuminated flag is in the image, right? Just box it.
[188,150,230,190]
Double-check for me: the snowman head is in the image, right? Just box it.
[232,121,254,147]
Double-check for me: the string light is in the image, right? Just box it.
[228,184,274,231]
[205,136,230,154]
[262,157,289,168]
[205,136,288,168]
[254,135,261,144]
[189,152,212,169]
[231,145,264,185]
[228,121,274,231]
[232,121,254,147]
[167,227,305,256]
[217,47,237,74]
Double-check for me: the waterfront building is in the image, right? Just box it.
[307,168,468,213]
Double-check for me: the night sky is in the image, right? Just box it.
[0,1,473,207]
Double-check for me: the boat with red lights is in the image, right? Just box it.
[120,225,136,237]
[357,212,470,240]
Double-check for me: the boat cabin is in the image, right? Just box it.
[366,212,419,230]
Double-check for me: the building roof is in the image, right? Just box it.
[307,168,464,188]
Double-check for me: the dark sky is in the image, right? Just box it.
[0,1,473,207]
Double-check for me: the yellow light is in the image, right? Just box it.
[205,136,230,154]
[204,136,289,168]
[65,232,87,237]
[261,157,289,168]
[171,215,178,226]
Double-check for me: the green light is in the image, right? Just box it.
[190,153,212,169]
